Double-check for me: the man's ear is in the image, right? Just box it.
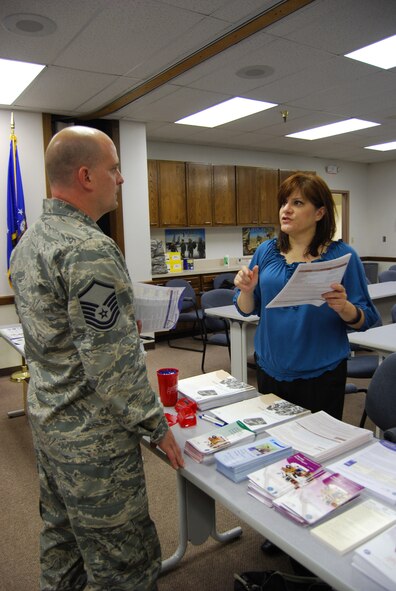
[77,166,91,188]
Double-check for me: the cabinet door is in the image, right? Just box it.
[158,160,187,226]
[186,163,212,226]
[236,166,260,225]
[259,168,279,225]
[213,165,236,225]
[147,160,159,227]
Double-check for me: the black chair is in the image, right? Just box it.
[213,272,237,290]
[165,278,204,352]
[388,264,396,272]
[200,288,235,372]
[378,270,396,283]
[364,352,396,441]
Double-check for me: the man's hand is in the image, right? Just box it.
[156,429,185,470]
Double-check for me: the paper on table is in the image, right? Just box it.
[133,282,185,332]
[266,253,351,308]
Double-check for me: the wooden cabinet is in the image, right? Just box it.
[157,160,187,226]
[259,168,279,225]
[236,166,279,226]
[147,160,159,227]
[186,163,213,226]
[213,165,236,225]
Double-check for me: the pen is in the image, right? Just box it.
[199,414,227,427]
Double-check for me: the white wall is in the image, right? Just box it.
[366,161,396,257]
[147,141,372,258]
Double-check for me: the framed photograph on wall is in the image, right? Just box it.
[165,229,206,259]
[242,227,276,256]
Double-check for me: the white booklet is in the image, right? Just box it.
[327,440,396,505]
[178,370,256,411]
[184,421,255,463]
[352,523,396,590]
[133,282,185,332]
[266,253,351,308]
[266,411,373,463]
[211,394,310,433]
[311,498,396,554]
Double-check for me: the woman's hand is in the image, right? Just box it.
[323,283,365,327]
[235,265,259,294]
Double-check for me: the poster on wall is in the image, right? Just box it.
[242,227,276,256]
[165,229,206,259]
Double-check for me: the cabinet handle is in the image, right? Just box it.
[252,220,258,224]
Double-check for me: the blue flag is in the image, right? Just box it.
[6,126,27,285]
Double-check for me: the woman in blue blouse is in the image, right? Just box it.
[235,172,379,421]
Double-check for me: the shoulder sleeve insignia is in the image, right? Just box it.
[78,279,120,331]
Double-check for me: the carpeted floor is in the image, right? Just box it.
[0,338,372,591]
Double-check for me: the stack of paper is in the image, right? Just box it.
[184,422,255,464]
[211,394,310,434]
[311,499,396,554]
[272,470,364,525]
[247,452,323,507]
[266,411,373,463]
[214,436,292,483]
[352,524,396,591]
[178,370,256,411]
[327,440,396,505]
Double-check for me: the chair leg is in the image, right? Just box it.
[359,409,367,428]
[201,343,207,373]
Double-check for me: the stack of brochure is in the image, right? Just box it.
[178,370,256,411]
[211,394,310,434]
[352,523,396,590]
[247,452,323,506]
[184,421,255,464]
[311,499,396,554]
[214,436,292,483]
[327,440,396,505]
[272,470,364,525]
[266,411,373,463]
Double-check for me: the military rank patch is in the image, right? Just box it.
[78,279,120,331]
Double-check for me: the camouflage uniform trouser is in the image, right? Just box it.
[35,443,161,591]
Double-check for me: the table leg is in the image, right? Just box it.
[229,320,244,381]
[160,472,243,574]
[7,378,27,419]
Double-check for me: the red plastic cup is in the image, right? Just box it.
[157,368,179,407]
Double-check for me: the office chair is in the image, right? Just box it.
[165,278,204,352]
[346,306,382,426]
[391,303,396,324]
[364,352,396,441]
[361,262,378,284]
[388,264,396,272]
[213,272,237,290]
[378,270,396,283]
[200,288,235,372]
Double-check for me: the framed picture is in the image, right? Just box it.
[165,229,206,259]
[242,227,276,256]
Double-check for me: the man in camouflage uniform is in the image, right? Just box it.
[10,126,184,591]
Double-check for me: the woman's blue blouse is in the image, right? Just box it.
[234,239,380,381]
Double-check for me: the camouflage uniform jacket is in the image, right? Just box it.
[11,198,168,462]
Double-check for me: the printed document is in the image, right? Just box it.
[266,253,351,308]
[133,282,185,332]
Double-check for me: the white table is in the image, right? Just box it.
[0,323,27,418]
[367,281,396,324]
[348,323,396,357]
[144,415,386,591]
[205,305,258,382]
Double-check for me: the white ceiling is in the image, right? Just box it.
[1,0,396,163]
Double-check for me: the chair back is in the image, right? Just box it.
[388,264,396,272]
[378,270,396,283]
[165,278,196,311]
[213,272,237,290]
[201,289,235,332]
[365,352,396,432]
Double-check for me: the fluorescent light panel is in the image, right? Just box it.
[175,97,277,127]
[345,34,396,69]
[365,141,396,152]
[286,118,380,140]
[0,58,45,104]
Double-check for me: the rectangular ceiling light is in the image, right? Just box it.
[286,118,380,140]
[365,140,396,152]
[0,58,45,104]
[175,97,277,127]
[345,34,396,69]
